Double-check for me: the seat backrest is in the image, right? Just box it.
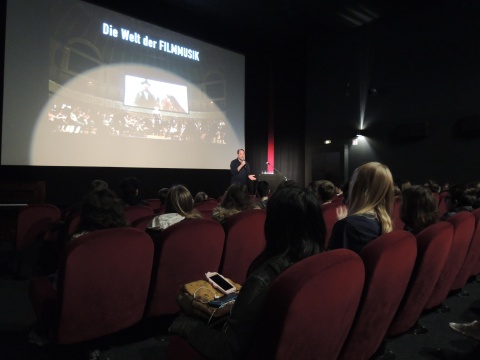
[194,199,219,211]
[249,249,365,360]
[322,202,340,249]
[470,208,480,276]
[146,218,225,317]
[67,213,81,236]
[144,198,162,212]
[451,208,480,290]
[56,228,154,344]
[339,230,417,360]
[220,209,266,284]
[387,222,454,336]
[392,196,405,230]
[16,204,61,250]
[424,211,475,310]
[194,200,219,219]
[123,205,154,225]
[131,214,157,231]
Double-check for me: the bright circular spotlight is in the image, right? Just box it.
[324,140,332,144]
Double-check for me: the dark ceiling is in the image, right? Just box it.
[90,0,440,50]
[161,0,435,31]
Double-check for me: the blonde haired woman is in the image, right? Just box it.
[329,162,394,253]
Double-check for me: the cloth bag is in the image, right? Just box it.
[176,279,241,323]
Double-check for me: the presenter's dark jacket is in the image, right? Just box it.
[230,158,250,185]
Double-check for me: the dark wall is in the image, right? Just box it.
[306,0,480,186]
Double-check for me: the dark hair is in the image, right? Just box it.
[119,177,140,196]
[165,185,202,219]
[256,181,270,198]
[424,179,441,194]
[450,184,475,208]
[248,186,326,274]
[194,191,209,203]
[400,185,438,235]
[158,187,170,204]
[317,180,335,202]
[220,184,254,211]
[90,179,109,191]
[77,189,127,232]
[275,179,297,193]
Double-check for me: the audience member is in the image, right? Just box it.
[329,162,394,253]
[53,179,113,262]
[400,185,438,234]
[441,184,475,220]
[212,184,258,224]
[194,191,209,204]
[89,179,109,191]
[424,179,441,194]
[316,180,336,205]
[398,179,412,192]
[62,179,110,221]
[158,187,170,204]
[148,185,202,230]
[441,180,454,193]
[255,180,270,208]
[393,184,402,197]
[119,177,148,206]
[466,181,480,209]
[29,188,127,346]
[275,179,296,193]
[169,185,326,359]
[72,188,127,239]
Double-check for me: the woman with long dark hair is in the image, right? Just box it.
[169,185,326,359]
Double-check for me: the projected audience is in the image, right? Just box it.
[45,102,228,144]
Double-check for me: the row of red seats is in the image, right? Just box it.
[168,208,480,359]
[27,209,266,346]
[19,202,480,358]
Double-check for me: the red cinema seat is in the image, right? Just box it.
[167,249,365,360]
[424,211,475,311]
[220,209,266,284]
[387,222,454,336]
[339,230,417,360]
[146,218,225,317]
[29,228,154,345]
[124,205,154,225]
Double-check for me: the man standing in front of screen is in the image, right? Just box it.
[230,149,256,186]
